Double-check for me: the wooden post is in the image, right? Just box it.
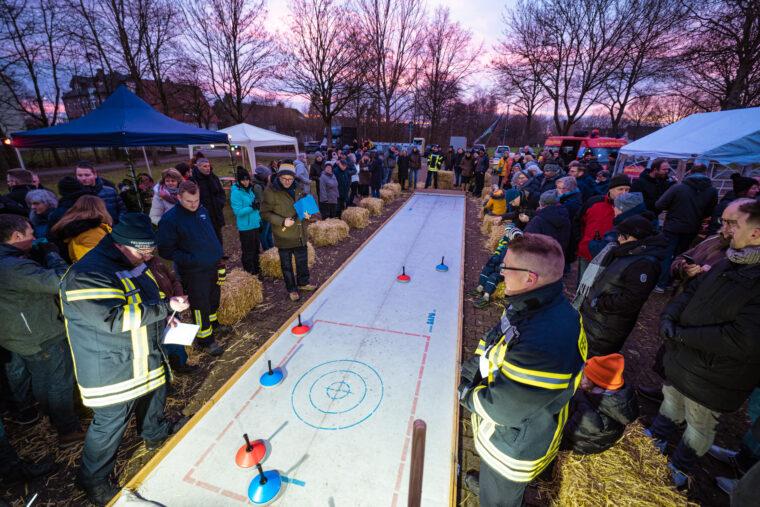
[407,419,427,507]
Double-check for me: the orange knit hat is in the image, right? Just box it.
[584,353,625,390]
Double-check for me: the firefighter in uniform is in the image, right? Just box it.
[425,144,443,189]
[157,180,225,356]
[60,213,190,505]
[459,233,587,506]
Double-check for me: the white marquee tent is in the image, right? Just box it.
[190,123,299,169]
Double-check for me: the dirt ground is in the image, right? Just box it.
[1,185,750,506]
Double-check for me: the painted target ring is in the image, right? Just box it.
[291,360,383,430]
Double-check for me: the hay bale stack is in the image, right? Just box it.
[341,207,370,229]
[485,225,504,252]
[217,269,264,325]
[379,188,395,203]
[540,423,697,507]
[382,182,402,198]
[260,242,317,279]
[480,215,502,236]
[309,218,350,247]
[437,170,454,190]
[360,197,384,216]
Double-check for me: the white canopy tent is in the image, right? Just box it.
[190,123,299,170]
[615,107,760,194]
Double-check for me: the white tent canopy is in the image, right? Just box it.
[619,107,760,166]
[217,123,299,169]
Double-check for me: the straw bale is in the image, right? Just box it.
[260,242,317,279]
[382,182,402,198]
[217,269,264,325]
[539,422,698,507]
[437,170,454,190]
[360,197,384,216]
[341,207,370,229]
[379,188,396,203]
[480,215,503,236]
[309,218,350,247]
[485,225,505,251]
[481,185,492,199]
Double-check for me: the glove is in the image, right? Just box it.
[659,318,676,340]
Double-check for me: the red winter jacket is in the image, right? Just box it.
[577,196,614,261]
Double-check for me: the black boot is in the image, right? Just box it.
[76,473,120,507]
[0,440,56,485]
[463,470,480,496]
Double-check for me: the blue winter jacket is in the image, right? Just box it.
[156,204,223,273]
[230,183,261,231]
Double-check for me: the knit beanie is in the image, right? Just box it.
[254,165,271,180]
[504,188,521,203]
[731,172,757,196]
[608,174,631,190]
[614,192,644,214]
[277,163,296,178]
[584,353,625,390]
[58,175,84,198]
[111,213,156,250]
[543,163,561,174]
[539,189,559,207]
[235,166,250,184]
[616,214,655,239]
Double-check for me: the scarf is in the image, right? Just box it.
[159,184,179,205]
[726,245,760,265]
[573,242,617,310]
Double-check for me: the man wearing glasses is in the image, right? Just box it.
[459,234,586,506]
[61,213,190,505]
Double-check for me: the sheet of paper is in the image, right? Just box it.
[163,322,199,346]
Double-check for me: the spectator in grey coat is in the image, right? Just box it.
[319,162,339,218]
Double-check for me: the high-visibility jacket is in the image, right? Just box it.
[427,153,443,172]
[60,235,171,408]
[463,281,587,483]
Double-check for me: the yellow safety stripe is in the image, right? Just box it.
[475,339,487,356]
[65,288,126,301]
[80,373,167,408]
[78,366,166,397]
[119,276,148,379]
[501,360,572,380]
[209,313,218,322]
[197,327,212,339]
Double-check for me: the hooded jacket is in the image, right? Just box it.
[630,169,675,213]
[661,257,760,412]
[260,178,309,249]
[581,235,668,357]
[0,243,68,356]
[526,205,572,259]
[656,174,718,235]
[51,217,111,263]
[484,193,507,216]
[562,383,639,454]
[190,167,226,232]
[294,159,312,194]
[230,183,261,231]
[459,154,476,178]
[370,157,384,187]
[319,170,339,204]
[578,196,615,261]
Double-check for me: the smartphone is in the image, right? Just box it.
[682,254,696,265]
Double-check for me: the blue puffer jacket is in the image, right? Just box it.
[156,204,223,273]
[230,183,261,232]
[91,178,125,224]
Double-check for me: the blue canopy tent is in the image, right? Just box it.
[10,85,228,149]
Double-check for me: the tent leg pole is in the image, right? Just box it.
[141,147,152,178]
[14,148,26,170]
[124,148,144,213]
[227,145,235,176]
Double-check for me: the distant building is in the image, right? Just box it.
[62,70,216,128]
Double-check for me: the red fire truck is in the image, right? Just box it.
[544,130,628,167]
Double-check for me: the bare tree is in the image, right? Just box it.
[183,0,279,125]
[675,0,760,110]
[415,7,479,144]
[354,0,424,135]
[141,0,180,114]
[492,58,548,141]
[599,0,684,132]
[504,0,630,135]
[284,0,367,146]
[65,0,117,101]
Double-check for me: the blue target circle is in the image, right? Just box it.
[291,360,383,430]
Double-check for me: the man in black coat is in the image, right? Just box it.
[630,159,675,213]
[525,190,571,262]
[190,158,226,244]
[5,169,36,212]
[580,215,668,357]
[647,199,760,488]
[654,164,718,291]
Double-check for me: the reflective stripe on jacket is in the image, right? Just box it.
[60,235,171,408]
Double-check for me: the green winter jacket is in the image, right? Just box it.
[0,243,68,356]
[260,179,309,249]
